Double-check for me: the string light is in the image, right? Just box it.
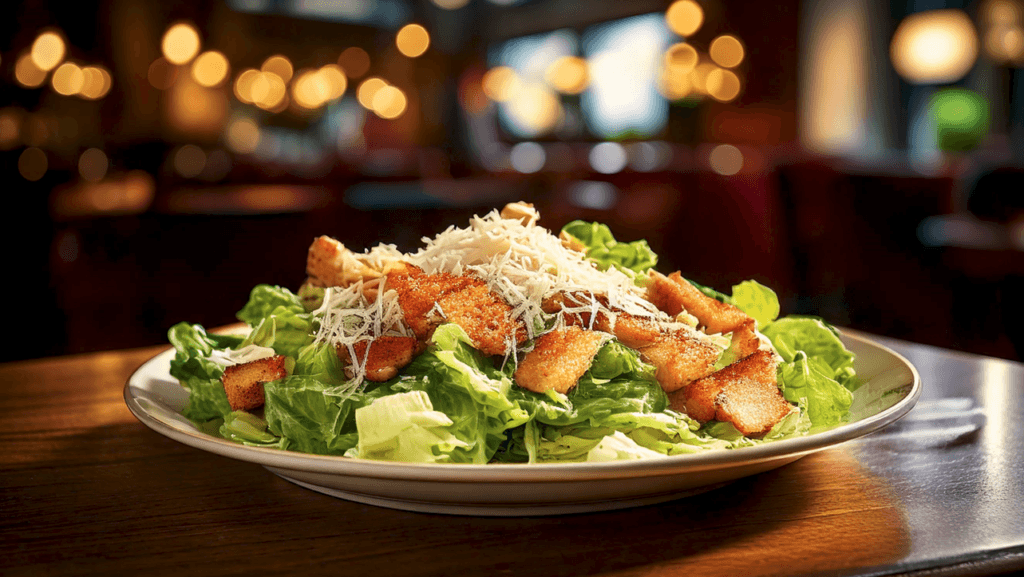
[709,35,745,68]
[192,51,230,88]
[162,22,201,65]
[31,31,66,71]
[261,55,294,83]
[665,0,704,37]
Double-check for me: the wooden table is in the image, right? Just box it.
[3,333,1023,576]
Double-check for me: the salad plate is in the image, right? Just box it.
[124,329,920,516]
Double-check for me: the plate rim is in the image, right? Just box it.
[124,330,922,483]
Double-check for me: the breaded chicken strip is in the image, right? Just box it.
[338,336,424,382]
[542,291,718,392]
[635,331,720,393]
[669,350,793,437]
[647,270,750,335]
[387,269,526,356]
[515,326,609,394]
[438,283,527,356]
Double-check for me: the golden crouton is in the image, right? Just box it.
[514,327,609,394]
[500,201,540,226]
[221,355,289,411]
[636,331,720,393]
[306,235,411,288]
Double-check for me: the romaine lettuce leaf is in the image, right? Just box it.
[262,375,372,455]
[777,352,853,429]
[241,305,314,359]
[167,322,244,423]
[561,220,658,276]
[762,317,858,390]
[731,280,780,328]
[346,391,470,463]
[236,284,305,326]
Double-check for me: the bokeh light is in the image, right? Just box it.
[225,117,261,154]
[589,142,628,174]
[709,35,745,68]
[665,0,704,37]
[689,61,719,94]
[78,148,109,182]
[357,77,389,109]
[706,68,741,102]
[250,72,287,110]
[0,109,20,150]
[507,83,560,134]
[233,68,259,103]
[338,47,371,78]
[173,144,207,178]
[19,147,48,181]
[52,62,85,96]
[15,52,48,88]
[709,144,743,175]
[930,88,989,151]
[431,0,470,9]
[162,23,201,65]
[31,31,66,71]
[372,85,408,119]
[79,66,112,99]
[509,142,546,173]
[192,51,230,88]
[544,56,589,94]
[482,66,521,102]
[665,43,699,73]
[148,57,178,90]
[890,9,978,84]
[396,24,430,58]
[261,55,294,83]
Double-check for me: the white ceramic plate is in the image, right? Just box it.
[124,331,920,516]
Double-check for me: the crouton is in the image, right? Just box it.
[646,270,750,335]
[221,355,289,411]
[338,336,424,382]
[514,327,609,394]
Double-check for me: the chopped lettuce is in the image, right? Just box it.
[236,284,306,326]
[345,391,470,463]
[730,280,780,328]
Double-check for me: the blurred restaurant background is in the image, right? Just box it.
[2,0,1022,362]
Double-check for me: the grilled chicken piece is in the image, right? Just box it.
[221,355,289,411]
[541,292,661,348]
[669,350,793,437]
[514,327,609,394]
[647,270,750,335]
[386,268,526,356]
[338,336,424,382]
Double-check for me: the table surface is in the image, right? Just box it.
[2,331,1023,577]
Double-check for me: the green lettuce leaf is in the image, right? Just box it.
[561,220,658,276]
[762,317,858,390]
[241,305,314,359]
[236,284,305,326]
[167,322,244,423]
[346,390,470,463]
[777,352,853,429]
[730,280,780,328]
[262,375,372,455]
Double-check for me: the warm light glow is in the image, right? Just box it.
[710,35,745,68]
[78,148,109,182]
[706,68,741,101]
[0,109,20,150]
[15,52,48,88]
[983,0,1022,25]
[658,67,693,100]
[162,23,201,65]
[31,31,66,71]
[338,47,370,78]
[167,77,230,135]
[191,51,229,88]
[372,85,408,118]
[396,24,430,58]
[225,117,260,154]
[506,83,560,134]
[985,25,1024,61]
[174,144,207,178]
[18,147,48,181]
[890,9,979,84]
[431,0,470,9]
[148,57,178,90]
[544,56,589,94]
[292,69,329,109]
[357,77,388,109]
[261,55,294,83]
[319,64,347,100]
[393,23,430,58]
[689,61,719,94]
[482,66,521,102]
[665,0,704,37]
[79,66,112,99]
[664,42,699,74]
[709,144,743,175]
[52,62,85,96]
[233,68,259,103]
[250,71,287,110]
